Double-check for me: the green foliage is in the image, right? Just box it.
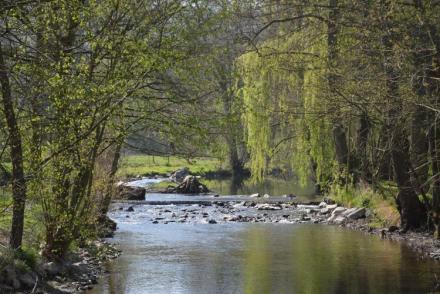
[0,246,37,272]
[15,247,39,270]
[238,27,337,185]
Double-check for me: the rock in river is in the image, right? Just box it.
[117,185,146,200]
[255,204,281,211]
[170,167,190,183]
[168,175,209,194]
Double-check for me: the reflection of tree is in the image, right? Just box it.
[243,226,272,294]
[289,226,436,294]
[230,175,245,195]
[94,225,440,294]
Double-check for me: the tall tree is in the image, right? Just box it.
[0,43,27,249]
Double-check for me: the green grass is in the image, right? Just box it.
[117,155,224,178]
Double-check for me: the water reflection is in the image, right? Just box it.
[205,176,316,199]
[88,223,440,294]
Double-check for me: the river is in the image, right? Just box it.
[87,178,440,294]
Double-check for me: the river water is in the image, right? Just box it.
[88,178,440,294]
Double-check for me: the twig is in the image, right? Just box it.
[31,275,39,294]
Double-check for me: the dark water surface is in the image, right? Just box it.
[88,219,440,294]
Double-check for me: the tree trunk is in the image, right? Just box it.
[410,106,429,193]
[391,127,427,230]
[381,11,426,230]
[218,70,245,177]
[227,134,244,177]
[429,120,440,237]
[333,123,349,166]
[0,44,27,249]
[327,0,349,170]
[356,113,371,182]
[101,141,122,215]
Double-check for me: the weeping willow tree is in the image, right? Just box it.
[238,21,339,188]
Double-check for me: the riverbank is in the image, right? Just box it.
[340,217,440,261]
[323,184,440,260]
[0,221,120,293]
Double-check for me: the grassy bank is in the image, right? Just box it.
[117,155,224,178]
[329,182,400,228]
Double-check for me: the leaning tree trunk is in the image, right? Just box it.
[0,44,27,249]
[101,141,122,215]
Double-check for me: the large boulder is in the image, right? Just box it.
[117,185,146,200]
[170,167,190,183]
[345,207,366,220]
[168,175,209,194]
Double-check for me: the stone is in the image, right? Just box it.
[249,193,260,198]
[19,272,36,289]
[319,202,327,208]
[306,208,319,214]
[388,225,399,232]
[331,207,346,216]
[226,216,240,222]
[255,204,281,211]
[346,208,366,220]
[324,197,336,204]
[327,214,337,223]
[320,207,330,215]
[42,262,63,277]
[126,206,134,212]
[333,216,346,224]
[327,204,338,211]
[233,202,245,208]
[263,194,270,198]
[117,185,146,200]
[297,205,320,211]
[341,208,357,217]
[302,215,311,221]
[170,167,190,183]
[278,219,291,224]
[208,219,217,224]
